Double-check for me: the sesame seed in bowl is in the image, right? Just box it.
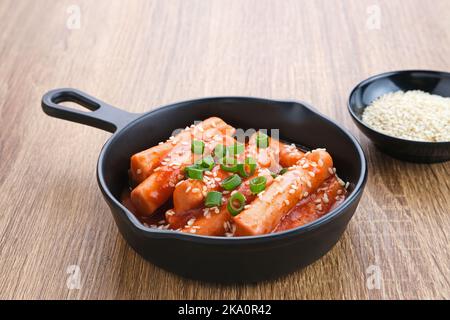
[361,90,450,143]
[348,70,450,163]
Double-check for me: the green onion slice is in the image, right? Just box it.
[196,155,215,171]
[271,172,278,178]
[213,144,227,158]
[227,192,246,216]
[236,157,257,177]
[227,143,245,155]
[221,174,242,191]
[185,165,203,180]
[191,140,205,154]
[250,176,267,194]
[279,168,288,175]
[256,133,269,149]
[205,191,223,207]
[219,157,238,172]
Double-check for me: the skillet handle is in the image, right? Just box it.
[41,88,140,133]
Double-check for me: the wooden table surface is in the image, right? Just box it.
[0,0,449,300]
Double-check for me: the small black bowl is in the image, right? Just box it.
[348,70,450,163]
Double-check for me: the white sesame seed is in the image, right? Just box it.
[303,191,309,197]
[362,90,450,142]
[136,169,142,175]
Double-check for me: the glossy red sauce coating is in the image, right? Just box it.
[120,120,348,236]
[274,176,346,232]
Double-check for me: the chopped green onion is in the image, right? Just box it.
[205,191,223,207]
[256,132,269,148]
[191,140,205,154]
[227,192,246,216]
[196,155,215,171]
[271,172,278,178]
[219,157,238,172]
[185,165,203,180]
[213,144,227,158]
[221,174,242,191]
[279,168,288,175]
[250,176,267,194]
[236,157,257,177]
[227,143,245,155]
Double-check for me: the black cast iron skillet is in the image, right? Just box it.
[42,88,367,283]
[348,70,450,163]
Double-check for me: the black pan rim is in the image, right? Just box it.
[348,69,450,146]
[97,96,368,244]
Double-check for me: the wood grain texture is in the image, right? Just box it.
[0,0,449,300]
